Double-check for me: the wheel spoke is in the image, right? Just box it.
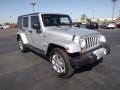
[53,64,58,72]
[58,64,64,73]
[18,40,23,50]
[58,61,65,73]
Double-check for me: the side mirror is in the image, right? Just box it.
[32,24,40,30]
[32,24,41,33]
[74,24,80,28]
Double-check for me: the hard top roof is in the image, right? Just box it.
[18,12,69,17]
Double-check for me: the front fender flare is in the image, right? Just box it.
[48,40,81,54]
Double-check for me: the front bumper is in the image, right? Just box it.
[69,44,110,68]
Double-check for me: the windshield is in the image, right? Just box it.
[42,14,72,27]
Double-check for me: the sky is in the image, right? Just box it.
[0,0,120,24]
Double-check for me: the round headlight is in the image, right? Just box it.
[80,39,86,48]
[100,35,106,43]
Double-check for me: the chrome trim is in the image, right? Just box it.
[82,34,100,52]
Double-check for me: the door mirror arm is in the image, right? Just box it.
[36,29,41,33]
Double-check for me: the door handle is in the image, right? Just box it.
[29,31,32,33]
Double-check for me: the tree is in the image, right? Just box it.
[111,0,118,21]
[80,14,87,22]
[86,18,91,22]
[4,22,11,25]
[97,19,100,22]
[116,17,120,22]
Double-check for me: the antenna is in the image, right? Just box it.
[31,0,36,12]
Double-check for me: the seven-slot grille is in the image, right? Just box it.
[84,34,100,51]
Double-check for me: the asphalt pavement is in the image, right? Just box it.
[0,28,120,90]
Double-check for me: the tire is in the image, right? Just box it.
[98,58,103,63]
[49,48,74,79]
[18,38,27,53]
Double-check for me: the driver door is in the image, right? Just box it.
[29,15,45,51]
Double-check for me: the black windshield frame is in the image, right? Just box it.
[42,14,73,27]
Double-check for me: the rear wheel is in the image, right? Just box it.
[49,48,74,79]
[18,38,27,53]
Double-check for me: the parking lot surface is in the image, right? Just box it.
[0,28,120,90]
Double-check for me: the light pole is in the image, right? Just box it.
[111,0,117,21]
[10,16,12,24]
[92,10,95,20]
[31,0,36,12]
[118,10,120,17]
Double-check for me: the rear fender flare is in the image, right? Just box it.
[17,33,29,44]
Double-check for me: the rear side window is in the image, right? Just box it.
[17,16,22,29]
[23,17,29,27]
[31,16,40,28]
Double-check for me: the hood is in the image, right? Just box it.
[45,26,100,38]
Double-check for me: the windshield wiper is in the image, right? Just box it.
[54,24,72,28]
[54,24,61,28]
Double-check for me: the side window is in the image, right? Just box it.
[23,17,28,27]
[60,17,70,25]
[31,16,40,28]
[17,16,22,29]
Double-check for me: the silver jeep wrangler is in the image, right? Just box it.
[17,13,110,78]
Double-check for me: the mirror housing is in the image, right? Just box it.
[32,24,40,30]
[32,24,41,33]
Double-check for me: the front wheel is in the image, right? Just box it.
[49,48,74,79]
